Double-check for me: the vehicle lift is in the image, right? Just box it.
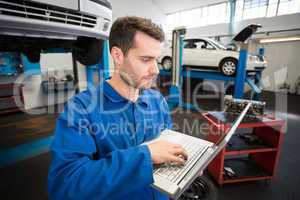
[0,41,111,168]
[85,41,110,85]
[163,27,265,110]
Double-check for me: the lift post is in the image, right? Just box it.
[168,27,186,108]
[234,43,248,99]
[98,40,110,81]
[86,40,110,86]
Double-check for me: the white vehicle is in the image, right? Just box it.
[159,24,267,76]
[0,0,112,65]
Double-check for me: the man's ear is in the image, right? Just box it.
[110,47,124,66]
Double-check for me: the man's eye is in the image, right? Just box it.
[142,58,150,62]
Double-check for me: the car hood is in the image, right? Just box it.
[232,24,262,42]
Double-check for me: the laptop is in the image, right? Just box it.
[148,102,251,199]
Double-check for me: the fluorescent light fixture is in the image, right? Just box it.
[260,36,300,43]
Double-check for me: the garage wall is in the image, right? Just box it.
[22,53,75,110]
[185,13,300,92]
[234,14,300,36]
[238,14,300,92]
[186,13,300,38]
[186,23,230,38]
[262,40,300,92]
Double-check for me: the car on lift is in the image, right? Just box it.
[159,24,267,76]
[0,0,112,65]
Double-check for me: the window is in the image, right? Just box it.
[266,0,279,17]
[166,2,230,31]
[181,8,202,28]
[243,0,268,19]
[235,0,244,21]
[207,39,227,50]
[277,0,300,15]
[166,0,300,32]
[184,40,216,50]
[166,13,180,32]
[184,41,197,49]
[226,2,232,23]
[207,3,229,25]
[201,6,209,26]
[195,40,207,49]
[196,41,215,50]
[236,0,300,19]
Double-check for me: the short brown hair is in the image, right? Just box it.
[109,16,165,55]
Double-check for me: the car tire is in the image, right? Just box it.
[178,174,218,200]
[73,37,103,66]
[219,58,238,76]
[161,57,172,71]
[24,50,41,63]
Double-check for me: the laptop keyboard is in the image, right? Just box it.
[154,139,209,184]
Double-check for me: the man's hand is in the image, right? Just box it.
[147,141,188,165]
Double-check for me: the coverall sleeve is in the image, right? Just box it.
[48,97,154,200]
[161,95,173,129]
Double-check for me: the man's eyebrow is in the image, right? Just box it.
[140,56,156,59]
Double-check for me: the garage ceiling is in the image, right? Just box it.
[149,0,228,14]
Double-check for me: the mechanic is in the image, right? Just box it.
[48,16,188,200]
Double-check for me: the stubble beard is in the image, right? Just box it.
[119,68,156,91]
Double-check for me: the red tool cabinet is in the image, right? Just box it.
[201,112,285,186]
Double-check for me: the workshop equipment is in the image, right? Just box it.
[224,95,266,116]
[200,98,285,186]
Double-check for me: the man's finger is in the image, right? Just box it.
[172,148,188,160]
[168,154,186,165]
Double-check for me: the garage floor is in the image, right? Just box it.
[0,112,57,150]
[1,92,300,200]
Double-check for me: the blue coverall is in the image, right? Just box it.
[48,81,172,200]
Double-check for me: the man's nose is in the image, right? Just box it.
[150,60,159,75]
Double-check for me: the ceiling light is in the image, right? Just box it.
[260,36,300,43]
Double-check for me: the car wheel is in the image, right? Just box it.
[73,37,103,66]
[219,58,237,76]
[179,174,218,200]
[161,57,172,70]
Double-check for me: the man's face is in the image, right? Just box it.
[116,31,162,89]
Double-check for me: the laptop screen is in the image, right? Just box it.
[214,102,252,148]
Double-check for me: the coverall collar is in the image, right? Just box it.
[102,80,149,107]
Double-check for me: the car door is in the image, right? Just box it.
[190,39,217,67]
[198,40,221,67]
[182,39,208,66]
[182,40,195,66]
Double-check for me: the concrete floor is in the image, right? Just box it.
[1,92,300,200]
